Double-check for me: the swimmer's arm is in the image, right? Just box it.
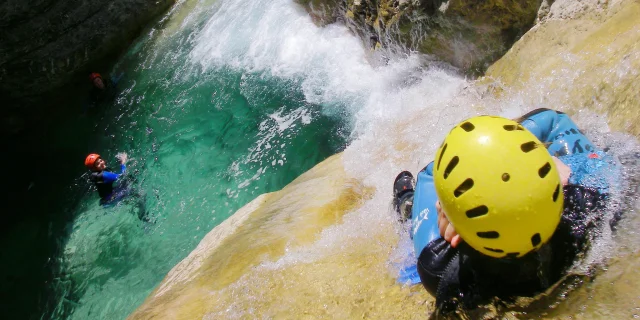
[102,171,120,183]
[519,110,559,142]
[101,164,126,183]
[521,119,544,141]
[115,152,127,174]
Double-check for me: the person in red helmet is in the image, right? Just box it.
[89,73,105,89]
[85,152,150,222]
[86,72,123,111]
[85,152,128,205]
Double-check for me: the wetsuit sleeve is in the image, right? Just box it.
[518,108,619,193]
[518,108,558,142]
[102,171,119,183]
[518,108,600,156]
[411,162,459,296]
[417,238,458,296]
[101,163,126,183]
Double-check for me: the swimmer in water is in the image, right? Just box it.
[85,152,149,221]
[85,72,123,112]
[85,152,128,204]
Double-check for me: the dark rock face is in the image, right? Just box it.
[295,0,542,75]
[0,2,175,319]
[0,0,175,209]
[0,0,175,108]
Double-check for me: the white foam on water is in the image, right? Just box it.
[229,106,312,194]
[188,0,449,196]
[190,0,426,117]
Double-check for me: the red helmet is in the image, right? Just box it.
[89,73,102,82]
[85,153,101,170]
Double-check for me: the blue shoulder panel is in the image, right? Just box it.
[520,109,618,193]
[411,162,441,255]
[520,110,597,157]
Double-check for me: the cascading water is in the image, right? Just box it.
[47,0,363,318]
[29,0,639,319]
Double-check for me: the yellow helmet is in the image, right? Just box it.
[433,116,563,258]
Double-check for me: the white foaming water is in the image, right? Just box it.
[190,0,428,117]
[189,0,468,199]
[232,106,312,192]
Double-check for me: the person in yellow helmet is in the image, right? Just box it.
[392,109,621,313]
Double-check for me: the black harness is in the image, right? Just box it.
[417,185,608,312]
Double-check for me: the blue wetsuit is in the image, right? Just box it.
[402,109,618,311]
[90,163,130,206]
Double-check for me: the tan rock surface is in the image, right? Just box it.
[483,0,640,135]
[129,154,432,319]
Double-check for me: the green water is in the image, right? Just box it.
[11,3,349,319]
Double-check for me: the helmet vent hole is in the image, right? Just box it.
[538,162,551,178]
[553,184,560,202]
[502,173,510,182]
[521,141,538,153]
[531,233,542,246]
[443,156,459,179]
[477,231,500,238]
[504,124,526,131]
[466,205,488,218]
[484,247,504,253]
[437,144,448,170]
[460,122,475,132]
[454,178,474,197]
